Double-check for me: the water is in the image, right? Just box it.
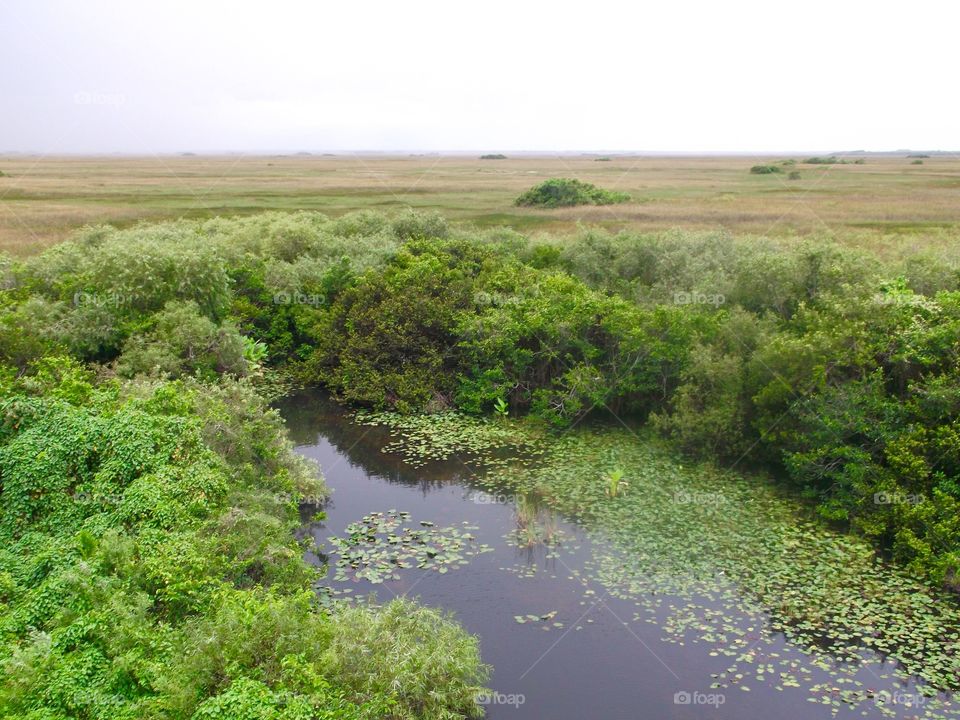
[280,393,947,720]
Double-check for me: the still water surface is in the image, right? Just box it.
[280,394,944,720]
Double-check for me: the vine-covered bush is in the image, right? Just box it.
[0,361,488,718]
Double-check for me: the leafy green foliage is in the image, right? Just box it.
[455,269,704,424]
[117,300,250,380]
[308,239,489,412]
[749,164,782,174]
[0,369,487,718]
[514,178,630,208]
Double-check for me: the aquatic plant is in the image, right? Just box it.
[328,510,492,583]
[366,410,960,717]
[603,468,628,497]
[511,492,560,548]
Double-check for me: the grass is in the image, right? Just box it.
[1,153,959,254]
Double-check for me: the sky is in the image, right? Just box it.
[0,0,957,154]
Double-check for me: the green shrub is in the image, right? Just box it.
[0,371,488,717]
[515,178,630,208]
[803,156,846,164]
[651,309,773,458]
[308,239,488,411]
[749,164,782,175]
[456,270,704,424]
[326,599,489,719]
[390,208,449,240]
[116,300,251,380]
[479,153,507,160]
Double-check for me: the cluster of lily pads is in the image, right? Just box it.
[353,410,546,468]
[353,410,960,719]
[327,509,492,584]
[513,610,564,631]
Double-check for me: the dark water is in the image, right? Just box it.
[279,394,940,720]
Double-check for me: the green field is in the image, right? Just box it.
[1,153,959,254]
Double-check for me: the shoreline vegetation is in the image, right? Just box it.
[2,208,960,716]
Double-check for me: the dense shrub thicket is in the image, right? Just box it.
[0,360,487,719]
[3,210,960,689]
[514,178,630,208]
[0,211,494,718]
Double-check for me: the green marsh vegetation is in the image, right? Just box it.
[804,156,847,164]
[514,178,631,207]
[4,155,960,255]
[4,208,960,714]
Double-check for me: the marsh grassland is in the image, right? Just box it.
[2,153,959,254]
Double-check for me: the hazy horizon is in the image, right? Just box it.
[2,149,956,157]
[2,0,957,155]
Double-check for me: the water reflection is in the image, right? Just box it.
[278,391,950,720]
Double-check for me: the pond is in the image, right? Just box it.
[279,393,958,720]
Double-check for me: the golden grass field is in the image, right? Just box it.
[1,153,958,255]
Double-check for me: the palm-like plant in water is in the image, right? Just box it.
[604,468,628,498]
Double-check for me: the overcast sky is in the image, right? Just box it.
[1,0,956,153]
